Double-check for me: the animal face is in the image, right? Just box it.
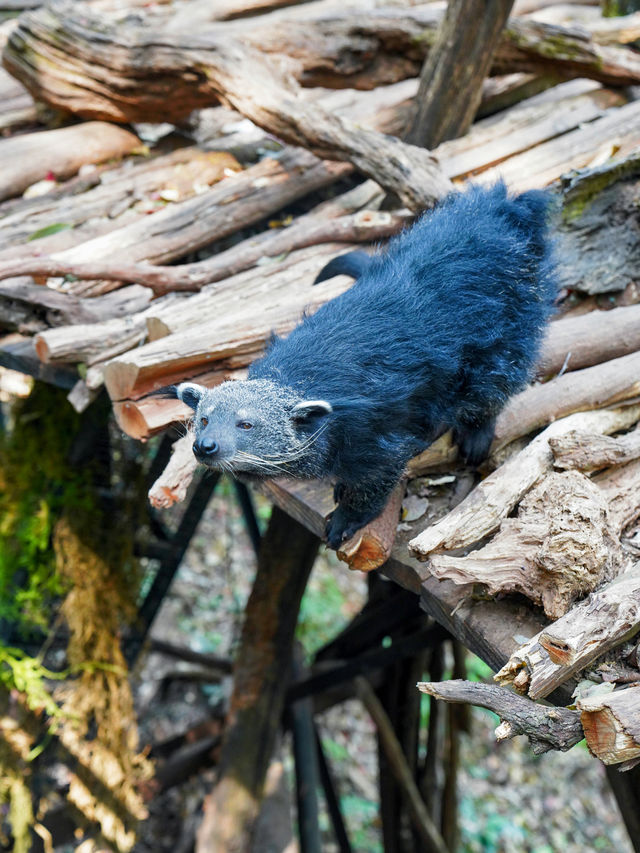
[173,380,333,477]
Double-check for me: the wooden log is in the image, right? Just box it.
[578,685,640,765]
[99,244,353,401]
[196,507,320,853]
[537,304,640,378]
[148,435,199,509]
[4,4,452,211]
[51,150,350,266]
[555,152,640,296]
[336,479,407,571]
[427,469,629,620]
[493,350,640,452]
[551,424,640,471]
[477,99,640,191]
[8,2,640,119]
[495,562,640,699]
[417,679,584,753]
[408,404,640,559]
[435,80,623,180]
[0,121,140,202]
[405,0,515,148]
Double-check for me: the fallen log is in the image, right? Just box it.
[495,562,640,699]
[578,685,640,765]
[7,2,640,119]
[98,244,354,401]
[417,679,584,753]
[493,350,640,452]
[0,121,140,202]
[427,469,629,620]
[551,424,640,471]
[478,99,640,191]
[408,404,640,559]
[4,3,453,211]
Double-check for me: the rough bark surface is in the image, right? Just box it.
[405,0,515,148]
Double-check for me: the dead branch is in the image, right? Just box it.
[0,208,409,296]
[408,405,640,559]
[578,685,640,765]
[417,679,583,753]
[427,470,629,620]
[148,435,199,508]
[495,562,640,700]
[551,424,640,472]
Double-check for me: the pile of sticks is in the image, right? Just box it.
[2,0,640,794]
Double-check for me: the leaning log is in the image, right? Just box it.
[148,434,199,509]
[408,404,640,559]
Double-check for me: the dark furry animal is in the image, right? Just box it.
[167,182,556,549]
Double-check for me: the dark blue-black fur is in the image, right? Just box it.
[250,182,556,542]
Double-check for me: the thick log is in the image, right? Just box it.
[405,0,515,148]
[478,98,640,191]
[148,434,199,509]
[0,122,140,202]
[7,2,640,119]
[196,507,320,853]
[427,469,629,620]
[417,679,584,753]
[4,4,452,211]
[578,685,640,765]
[408,404,640,559]
[537,304,640,378]
[495,562,640,699]
[551,424,640,471]
[99,244,353,401]
[493,350,640,452]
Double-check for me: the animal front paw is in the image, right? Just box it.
[324,506,367,550]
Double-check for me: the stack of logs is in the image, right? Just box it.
[1,0,640,804]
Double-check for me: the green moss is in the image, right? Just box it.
[560,151,640,223]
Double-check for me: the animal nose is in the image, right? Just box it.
[194,437,219,458]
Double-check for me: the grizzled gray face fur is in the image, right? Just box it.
[174,379,333,479]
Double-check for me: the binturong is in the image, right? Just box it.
[164,182,557,550]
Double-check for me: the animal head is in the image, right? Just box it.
[171,379,333,477]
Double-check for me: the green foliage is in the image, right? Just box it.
[27,222,72,241]
[466,654,493,682]
[0,647,66,724]
[0,384,90,630]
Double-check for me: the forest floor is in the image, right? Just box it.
[132,475,633,853]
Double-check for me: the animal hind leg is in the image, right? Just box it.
[454,417,496,466]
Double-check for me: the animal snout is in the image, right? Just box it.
[193,436,219,459]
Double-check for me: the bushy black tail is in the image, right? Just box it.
[313,250,373,285]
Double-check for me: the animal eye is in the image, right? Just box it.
[201,416,209,427]
[237,421,253,430]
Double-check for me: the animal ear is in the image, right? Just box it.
[291,399,333,423]
[174,382,206,410]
